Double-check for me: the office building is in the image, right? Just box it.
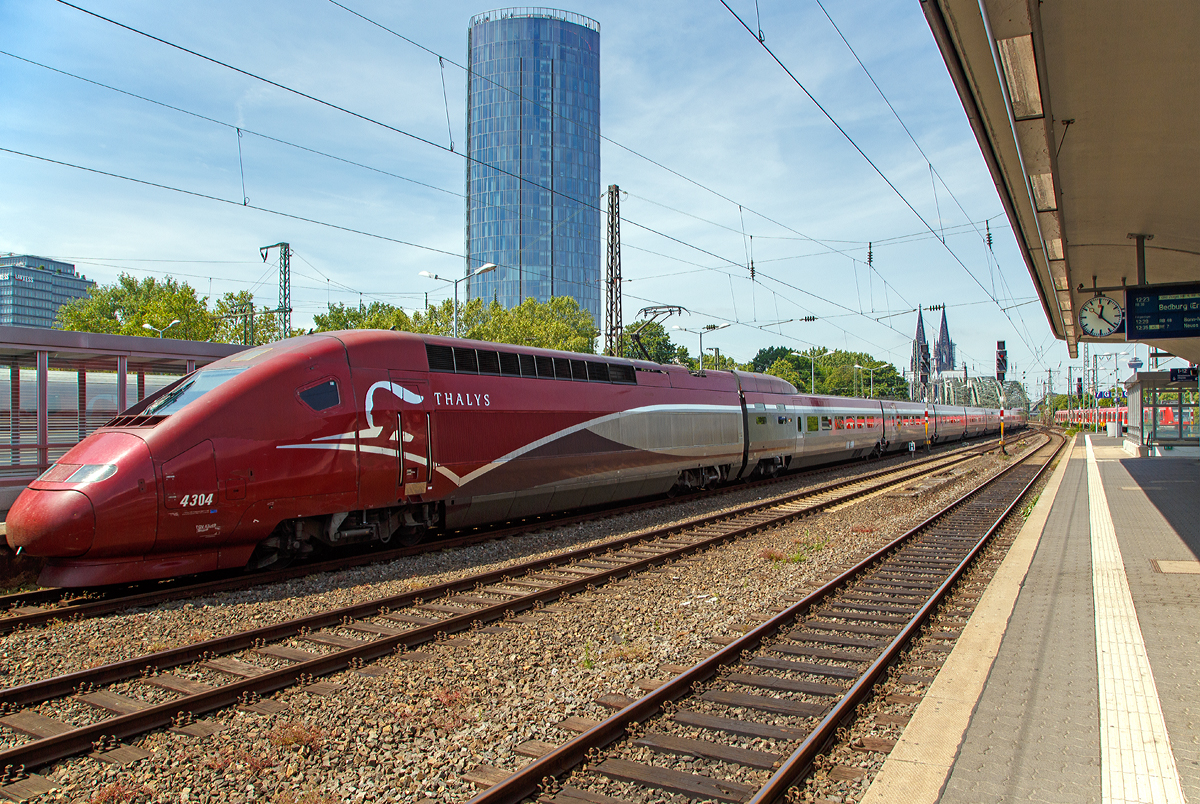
[0,255,95,328]
[464,8,601,326]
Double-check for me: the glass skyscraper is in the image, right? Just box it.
[465,8,601,326]
[0,255,94,328]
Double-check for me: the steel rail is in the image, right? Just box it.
[0,438,1006,769]
[0,437,994,643]
[0,443,981,709]
[748,435,1063,802]
[464,432,1062,804]
[0,436,1003,633]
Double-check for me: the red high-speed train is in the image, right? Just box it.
[6,331,1025,587]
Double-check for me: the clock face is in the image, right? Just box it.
[1078,295,1124,338]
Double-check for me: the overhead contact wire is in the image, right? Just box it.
[721,0,1046,369]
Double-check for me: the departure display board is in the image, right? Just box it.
[1126,283,1200,340]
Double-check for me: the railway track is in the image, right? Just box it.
[0,434,1020,781]
[459,430,1064,804]
[0,436,1003,635]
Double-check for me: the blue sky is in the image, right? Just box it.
[1,0,1104,394]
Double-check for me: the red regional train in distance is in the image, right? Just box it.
[1053,406,1129,426]
[6,331,1026,587]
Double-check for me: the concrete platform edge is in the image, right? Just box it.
[859,440,1073,804]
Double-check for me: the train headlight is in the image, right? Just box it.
[65,464,118,483]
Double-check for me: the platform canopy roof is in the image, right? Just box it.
[923,0,1200,362]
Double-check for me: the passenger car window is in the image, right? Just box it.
[298,379,340,412]
[821,416,832,430]
[756,416,767,425]
[807,416,818,433]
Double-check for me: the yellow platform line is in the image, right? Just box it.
[1086,435,1185,804]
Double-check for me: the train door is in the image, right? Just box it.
[884,402,898,448]
[388,372,431,497]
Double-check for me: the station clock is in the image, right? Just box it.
[1078,295,1124,338]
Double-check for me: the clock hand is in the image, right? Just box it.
[1096,309,1114,327]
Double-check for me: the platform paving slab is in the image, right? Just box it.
[1098,445,1200,803]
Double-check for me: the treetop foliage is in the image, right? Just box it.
[56,273,599,353]
[758,346,909,399]
[55,274,217,341]
[751,345,794,373]
[312,296,599,354]
[55,277,909,395]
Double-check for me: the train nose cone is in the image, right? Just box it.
[6,488,97,557]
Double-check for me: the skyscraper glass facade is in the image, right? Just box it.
[0,255,95,328]
[465,8,601,326]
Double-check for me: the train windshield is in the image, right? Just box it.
[142,368,248,416]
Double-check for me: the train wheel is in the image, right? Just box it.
[386,525,425,548]
[247,540,295,572]
[247,523,304,571]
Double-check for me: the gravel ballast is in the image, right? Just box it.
[1,436,1041,803]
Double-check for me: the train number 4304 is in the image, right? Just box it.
[180,493,214,507]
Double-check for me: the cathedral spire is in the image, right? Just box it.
[935,309,955,374]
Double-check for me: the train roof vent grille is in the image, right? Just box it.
[103,414,168,429]
[426,343,455,373]
[498,352,522,376]
[610,364,637,385]
[518,353,536,377]
[453,347,479,374]
[586,361,610,382]
[476,350,500,375]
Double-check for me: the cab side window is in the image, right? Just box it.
[298,379,340,412]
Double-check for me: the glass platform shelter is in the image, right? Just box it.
[465,8,601,326]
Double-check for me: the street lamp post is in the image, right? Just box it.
[792,348,828,394]
[420,263,496,338]
[672,323,729,371]
[854,363,877,398]
[142,319,181,338]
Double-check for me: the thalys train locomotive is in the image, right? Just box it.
[6,331,1025,587]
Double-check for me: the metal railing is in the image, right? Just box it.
[470,7,600,31]
[0,327,245,485]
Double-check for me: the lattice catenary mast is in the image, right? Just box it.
[260,242,292,336]
[605,185,622,356]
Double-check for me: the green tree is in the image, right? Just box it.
[312,300,413,333]
[759,346,908,398]
[764,357,802,390]
[751,345,793,373]
[55,273,215,340]
[312,295,598,354]
[211,290,294,345]
[703,350,741,371]
[470,297,597,353]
